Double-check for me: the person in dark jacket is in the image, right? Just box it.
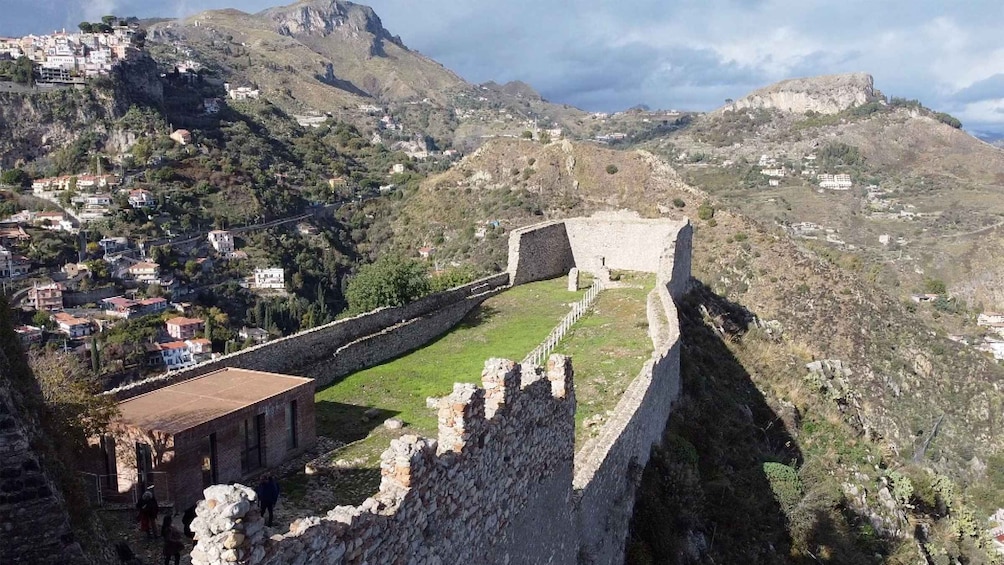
[256,474,281,527]
[160,515,184,565]
[181,504,197,546]
[137,488,159,538]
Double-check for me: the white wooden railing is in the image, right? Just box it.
[522,280,602,366]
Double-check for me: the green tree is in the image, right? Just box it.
[101,15,117,25]
[30,349,118,440]
[923,277,947,295]
[90,337,101,375]
[77,22,93,33]
[32,310,52,329]
[0,168,30,187]
[345,255,431,314]
[606,164,619,174]
[11,56,33,85]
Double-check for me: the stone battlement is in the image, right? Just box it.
[191,356,577,565]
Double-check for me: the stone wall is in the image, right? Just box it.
[110,273,509,399]
[507,211,690,281]
[564,213,686,276]
[507,220,575,285]
[0,363,88,564]
[572,221,691,563]
[189,356,577,565]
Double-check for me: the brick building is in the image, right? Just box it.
[27,282,63,311]
[102,368,316,510]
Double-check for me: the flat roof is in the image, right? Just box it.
[116,368,313,435]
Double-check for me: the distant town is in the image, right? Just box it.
[0,18,140,84]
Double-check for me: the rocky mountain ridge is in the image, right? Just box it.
[722,72,876,115]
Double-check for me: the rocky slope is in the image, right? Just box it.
[657,74,1004,312]
[722,72,876,115]
[147,0,466,111]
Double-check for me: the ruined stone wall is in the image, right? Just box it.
[572,221,691,563]
[111,273,509,399]
[190,357,577,565]
[188,216,692,565]
[564,213,686,276]
[507,220,575,285]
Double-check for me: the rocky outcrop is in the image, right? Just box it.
[724,73,875,115]
[259,0,403,55]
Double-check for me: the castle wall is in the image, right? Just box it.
[110,273,509,399]
[563,214,685,275]
[188,215,692,565]
[507,220,575,285]
[571,219,690,564]
[0,364,88,564]
[189,357,577,565]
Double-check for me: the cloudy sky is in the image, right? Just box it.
[3,0,1003,135]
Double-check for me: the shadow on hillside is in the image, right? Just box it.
[626,281,897,564]
[454,303,501,331]
[314,400,399,444]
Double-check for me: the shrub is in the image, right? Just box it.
[763,462,803,512]
[697,203,715,221]
[672,198,686,208]
[606,164,618,174]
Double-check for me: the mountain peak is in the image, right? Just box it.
[724,72,875,115]
[258,0,402,53]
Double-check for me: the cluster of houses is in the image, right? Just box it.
[0,26,138,82]
[753,153,854,190]
[224,82,260,101]
[989,509,1004,556]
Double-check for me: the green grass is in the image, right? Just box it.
[552,273,655,445]
[314,277,587,453]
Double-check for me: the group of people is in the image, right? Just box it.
[126,476,281,564]
[132,488,196,565]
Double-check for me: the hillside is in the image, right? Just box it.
[647,73,1004,313]
[360,137,1004,562]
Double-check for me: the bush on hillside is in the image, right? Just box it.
[606,164,619,174]
[345,255,431,314]
[763,462,804,513]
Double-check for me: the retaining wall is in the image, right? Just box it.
[110,273,509,399]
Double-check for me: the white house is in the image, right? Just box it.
[978,312,1004,326]
[128,189,155,208]
[253,267,285,290]
[128,261,161,283]
[53,312,92,338]
[818,173,853,190]
[207,230,235,255]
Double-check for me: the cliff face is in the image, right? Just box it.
[726,72,875,115]
[259,0,402,55]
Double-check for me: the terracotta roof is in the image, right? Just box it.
[53,312,88,326]
[166,316,203,327]
[116,368,313,434]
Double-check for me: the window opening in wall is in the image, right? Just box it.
[285,400,298,451]
[136,442,153,490]
[241,414,264,473]
[200,433,218,488]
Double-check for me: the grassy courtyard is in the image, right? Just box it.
[278,274,655,515]
[313,276,589,465]
[553,272,655,446]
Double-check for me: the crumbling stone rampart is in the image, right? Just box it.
[190,356,577,565]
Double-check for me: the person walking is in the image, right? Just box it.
[256,474,281,527]
[137,487,159,539]
[160,515,184,565]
